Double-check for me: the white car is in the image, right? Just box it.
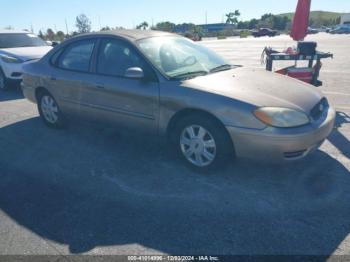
[0,30,52,90]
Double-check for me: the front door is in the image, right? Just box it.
[79,37,159,134]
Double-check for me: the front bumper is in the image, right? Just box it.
[226,107,336,161]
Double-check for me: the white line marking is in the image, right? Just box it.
[336,106,350,110]
[324,91,350,96]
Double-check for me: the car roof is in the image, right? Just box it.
[0,30,32,34]
[73,29,178,42]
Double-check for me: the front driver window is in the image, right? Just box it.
[97,38,145,77]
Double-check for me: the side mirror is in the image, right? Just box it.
[125,67,144,79]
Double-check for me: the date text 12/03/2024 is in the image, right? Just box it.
[127,256,220,261]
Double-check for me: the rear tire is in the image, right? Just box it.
[172,114,234,172]
[0,68,9,91]
[37,91,65,128]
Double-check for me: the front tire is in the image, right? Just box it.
[37,91,65,128]
[172,115,234,172]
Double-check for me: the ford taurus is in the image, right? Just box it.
[21,30,335,171]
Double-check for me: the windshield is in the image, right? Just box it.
[0,33,48,49]
[137,36,231,79]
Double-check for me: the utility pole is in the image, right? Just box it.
[205,11,208,25]
[65,18,69,35]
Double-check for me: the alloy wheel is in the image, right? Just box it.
[180,125,217,167]
[41,95,59,124]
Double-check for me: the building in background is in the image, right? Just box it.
[173,23,236,34]
[340,13,350,25]
[198,23,236,33]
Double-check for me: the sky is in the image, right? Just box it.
[1,0,349,33]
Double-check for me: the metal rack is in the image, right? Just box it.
[265,51,333,86]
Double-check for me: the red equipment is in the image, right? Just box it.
[290,0,312,41]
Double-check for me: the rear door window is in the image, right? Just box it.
[58,39,95,72]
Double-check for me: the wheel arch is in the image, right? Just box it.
[166,108,233,148]
[35,86,50,101]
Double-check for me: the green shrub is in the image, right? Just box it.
[240,30,251,38]
[217,35,227,40]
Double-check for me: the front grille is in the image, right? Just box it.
[11,72,22,77]
[310,98,329,121]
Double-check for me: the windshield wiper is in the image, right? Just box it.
[171,70,208,80]
[210,64,233,73]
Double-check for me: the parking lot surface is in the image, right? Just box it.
[0,33,349,258]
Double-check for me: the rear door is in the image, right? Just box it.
[48,38,97,118]
[78,37,160,134]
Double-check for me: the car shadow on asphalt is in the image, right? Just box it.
[0,87,24,102]
[327,111,350,160]
[0,117,350,256]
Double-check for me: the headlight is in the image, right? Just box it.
[254,107,310,128]
[0,54,23,64]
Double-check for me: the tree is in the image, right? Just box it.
[261,13,274,21]
[257,14,290,30]
[154,21,175,32]
[237,21,249,29]
[100,26,111,31]
[226,10,241,25]
[38,30,44,39]
[56,31,65,41]
[136,21,149,30]
[248,18,259,29]
[46,28,55,41]
[273,16,289,30]
[75,14,91,34]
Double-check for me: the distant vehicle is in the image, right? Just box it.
[21,30,335,171]
[329,25,350,34]
[184,32,202,42]
[307,27,319,34]
[251,28,277,38]
[46,40,61,47]
[0,30,52,90]
[318,26,331,33]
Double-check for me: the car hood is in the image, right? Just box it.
[183,67,323,113]
[0,46,52,61]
